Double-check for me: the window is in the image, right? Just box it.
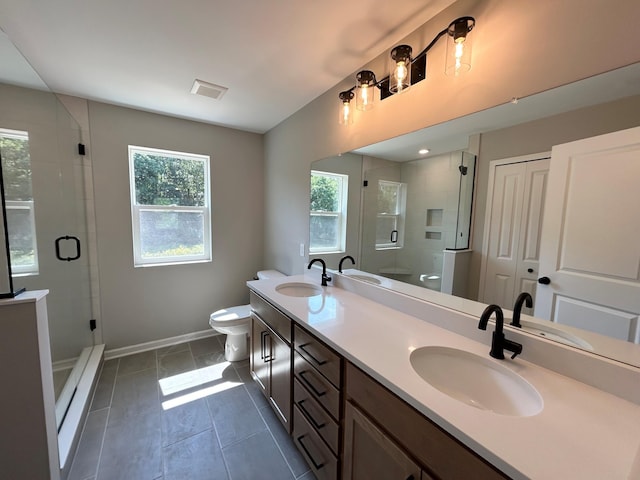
[375,180,406,249]
[0,128,38,275]
[128,145,211,266]
[309,170,348,254]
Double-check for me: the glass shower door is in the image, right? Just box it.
[2,89,96,430]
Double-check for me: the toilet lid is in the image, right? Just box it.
[209,304,251,327]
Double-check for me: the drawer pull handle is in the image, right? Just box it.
[299,342,328,366]
[299,370,327,397]
[262,332,273,362]
[297,434,325,470]
[298,399,326,429]
[260,331,268,360]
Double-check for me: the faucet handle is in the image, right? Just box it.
[504,338,523,359]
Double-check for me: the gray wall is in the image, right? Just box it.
[89,102,264,349]
[262,0,640,278]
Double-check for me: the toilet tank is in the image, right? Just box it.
[256,270,285,280]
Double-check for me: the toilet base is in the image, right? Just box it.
[224,333,249,362]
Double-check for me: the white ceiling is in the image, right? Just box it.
[0,0,456,133]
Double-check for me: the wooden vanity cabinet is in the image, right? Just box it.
[292,324,343,480]
[343,401,426,480]
[249,291,292,431]
[344,362,509,480]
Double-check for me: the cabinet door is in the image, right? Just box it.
[250,315,269,395]
[343,401,421,480]
[269,331,291,430]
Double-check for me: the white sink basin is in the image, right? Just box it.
[345,274,381,285]
[517,320,593,350]
[410,346,543,417]
[275,282,323,297]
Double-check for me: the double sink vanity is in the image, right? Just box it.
[247,269,640,479]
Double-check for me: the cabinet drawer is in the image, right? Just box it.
[294,324,341,388]
[250,291,291,343]
[294,351,340,421]
[293,404,338,480]
[294,378,339,455]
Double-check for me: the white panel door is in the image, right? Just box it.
[535,126,640,343]
[482,158,550,312]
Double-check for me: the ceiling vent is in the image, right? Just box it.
[190,79,228,100]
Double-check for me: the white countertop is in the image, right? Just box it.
[248,274,640,480]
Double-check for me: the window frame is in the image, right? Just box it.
[309,170,349,254]
[128,145,211,267]
[0,128,39,275]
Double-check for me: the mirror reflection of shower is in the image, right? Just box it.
[360,151,476,291]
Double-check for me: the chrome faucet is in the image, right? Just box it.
[307,258,331,286]
[338,255,355,273]
[510,292,533,328]
[478,304,523,360]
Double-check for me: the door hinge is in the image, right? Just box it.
[89,319,97,331]
[363,180,368,187]
[78,143,86,155]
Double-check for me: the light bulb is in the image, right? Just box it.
[389,45,412,93]
[355,70,376,111]
[445,17,475,76]
[360,85,370,105]
[338,90,354,124]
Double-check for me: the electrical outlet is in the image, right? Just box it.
[300,243,305,257]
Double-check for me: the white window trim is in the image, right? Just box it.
[128,145,211,267]
[0,128,38,275]
[309,170,348,254]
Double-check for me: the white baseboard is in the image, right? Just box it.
[104,329,220,360]
[58,344,104,475]
[53,357,81,372]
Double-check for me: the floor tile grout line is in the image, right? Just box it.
[256,404,308,479]
[198,345,234,480]
[90,357,118,480]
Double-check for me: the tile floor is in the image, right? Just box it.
[68,335,316,480]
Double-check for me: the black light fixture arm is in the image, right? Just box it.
[338,16,475,100]
[412,28,449,65]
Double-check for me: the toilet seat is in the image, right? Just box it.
[209,305,251,328]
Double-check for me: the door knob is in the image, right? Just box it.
[538,276,551,285]
[527,268,534,273]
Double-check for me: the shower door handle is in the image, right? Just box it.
[55,235,81,261]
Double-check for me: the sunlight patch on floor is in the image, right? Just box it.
[158,361,244,409]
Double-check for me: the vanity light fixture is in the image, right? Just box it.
[355,70,377,111]
[338,16,475,124]
[339,90,355,125]
[390,45,413,93]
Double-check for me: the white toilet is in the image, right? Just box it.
[209,270,285,361]
[419,273,442,291]
[419,253,443,291]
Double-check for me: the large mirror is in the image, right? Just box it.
[310,62,640,368]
